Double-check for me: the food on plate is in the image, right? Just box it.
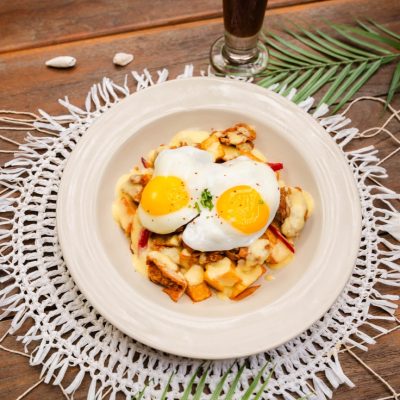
[113,123,314,302]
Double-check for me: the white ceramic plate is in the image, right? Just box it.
[57,77,361,359]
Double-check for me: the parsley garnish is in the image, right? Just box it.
[194,202,201,213]
[200,188,214,211]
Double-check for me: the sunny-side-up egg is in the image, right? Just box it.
[182,156,280,251]
[137,146,212,234]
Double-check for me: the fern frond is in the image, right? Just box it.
[387,61,400,106]
[258,20,400,111]
[180,364,203,400]
[160,373,174,400]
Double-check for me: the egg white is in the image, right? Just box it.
[137,146,212,234]
[182,157,280,251]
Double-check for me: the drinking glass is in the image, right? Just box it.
[210,0,268,76]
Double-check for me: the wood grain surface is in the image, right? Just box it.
[0,0,399,399]
[0,0,323,52]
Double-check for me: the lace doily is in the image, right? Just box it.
[0,67,399,400]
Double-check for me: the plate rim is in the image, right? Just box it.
[57,77,361,359]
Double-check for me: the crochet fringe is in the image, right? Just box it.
[0,66,399,400]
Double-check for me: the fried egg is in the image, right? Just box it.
[137,146,212,234]
[182,157,280,251]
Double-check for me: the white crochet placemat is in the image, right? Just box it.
[0,66,399,400]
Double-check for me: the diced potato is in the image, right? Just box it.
[179,248,201,269]
[221,145,241,161]
[186,282,212,302]
[158,246,180,264]
[184,265,204,286]
[184,265,211,302]
[268,253,294,269]
[169,130,210,147]
[245,239,269,269]
[112,193,137,235]
[204,257,241,292]
[199,134,224,161]
[267,240,293,265]
[232,285,261,301]
[230,265,265,299]
[263,227,294,265]
[179,248,193,269]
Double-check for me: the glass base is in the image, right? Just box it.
[210,36,268,77]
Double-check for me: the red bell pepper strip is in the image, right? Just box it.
[267,162,283,172]
[269,224,295,254]
[141,157,151,168]
[138,228,150,250]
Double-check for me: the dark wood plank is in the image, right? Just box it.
[0,308,398,399]
[0,318,98,399]
[0,0,324,53]
[335,329,400,400]
[0,0,399,399]
[0,0,398,121]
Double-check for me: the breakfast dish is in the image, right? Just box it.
[113,123,314,302]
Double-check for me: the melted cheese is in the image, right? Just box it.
[132,253,147,277]
[169,130,210,147]
[281,188,308,238]
[251,148,267,162]
[267,253,294,269]
[303,190,314,218]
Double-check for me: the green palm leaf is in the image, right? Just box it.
[135,362,312,399]
[333,59,382,112]
[331,24,392,54]
[368,19,400,41]
[193,365,210,400]
[387,61,400,106]
[132,383,148,400]
[241,362,269,399]
[335,24,400,50]
[131,23,400,400]
[209,363,235,400]
[257,19,400,111]
[180,364,203,400]
[224,363,246,400]
[160,373,174,400]
[252,368,274,400]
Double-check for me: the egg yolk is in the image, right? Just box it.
[216,185,269,234]
[141,176,190,216]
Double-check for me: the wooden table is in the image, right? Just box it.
[0,0,399,399]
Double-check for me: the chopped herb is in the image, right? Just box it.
[200,188,214,211]
[194,202,201,213]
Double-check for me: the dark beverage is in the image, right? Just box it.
[223,0,268,38]
[210,0,269,76]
